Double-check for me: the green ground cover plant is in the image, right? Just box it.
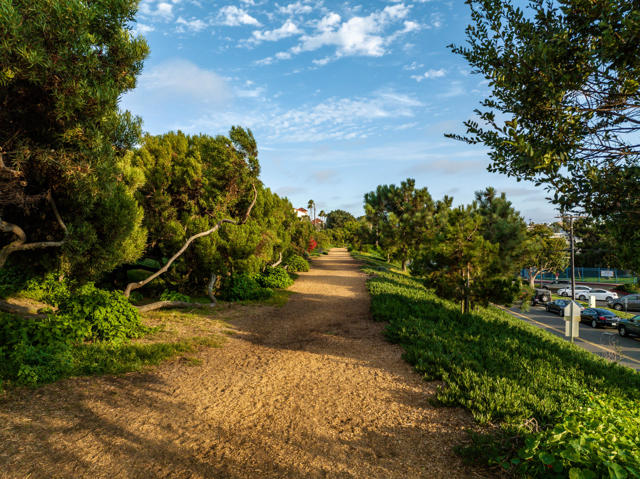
[286,254,310,272]
[257,266,294,289]
[354,251,640,478]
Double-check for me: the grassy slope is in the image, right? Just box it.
[354,251,640,477]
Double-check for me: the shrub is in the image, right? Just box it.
[159,289,191,302]
[0,313,76,387]
[23,273,72,307]
[617,283,640,294]
[0,265,28,299]
[286,254,310,273]
[257,266,294,289]
[57,283,145,342]
[223,274,273,301]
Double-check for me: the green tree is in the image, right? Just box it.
[364,184,391,248]
[474,187,527,277]
[132,129,265,292]
[449,0,640,266]
[366,179,434,271]
[325,209,356,230]
[0,0,149,278]
[522,224,569,288]
[411,203,501,313]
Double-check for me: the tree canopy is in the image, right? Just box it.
[325,209,356,229]
[0,0,149,278]
[449,0,640,221]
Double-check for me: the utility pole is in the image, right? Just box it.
[557,213,587,343]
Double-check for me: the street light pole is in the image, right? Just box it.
[570,216,576,304]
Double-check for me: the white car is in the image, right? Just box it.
[558,285,591,297]
[578,288,618,302]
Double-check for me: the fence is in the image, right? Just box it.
[521,267,637,284]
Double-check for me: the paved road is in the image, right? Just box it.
[499,304,640,371]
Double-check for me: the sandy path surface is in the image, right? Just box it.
[0,249,490,478]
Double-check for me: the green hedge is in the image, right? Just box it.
[355,252,640,477]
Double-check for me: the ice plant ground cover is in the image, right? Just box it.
[355,251,640,478]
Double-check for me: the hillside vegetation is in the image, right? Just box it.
[355,251,640,478]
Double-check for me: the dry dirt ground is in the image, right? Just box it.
[0,249,492,479]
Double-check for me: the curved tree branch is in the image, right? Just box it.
[270,251,283,267]
[124,184,258,299]
[0,192,67,268]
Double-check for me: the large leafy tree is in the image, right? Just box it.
[522,224,569,288]
[325,209,356,229]
[449,0,640,254]
[0,0,149,278]
[132,129,266,292]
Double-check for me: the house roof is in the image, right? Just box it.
[295,208,308,213]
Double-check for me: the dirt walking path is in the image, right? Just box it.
[0,249,490,478]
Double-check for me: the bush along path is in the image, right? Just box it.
[0,248,490,479]
[355,251,640,478]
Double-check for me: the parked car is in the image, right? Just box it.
[543,280,571,292]
[610,294,640,312]
[531,289,551,305]
[545,299,582,316]
[580,308,620,328]
[557,285,592,297]
[579,288,618,303]
[618,315,640,337]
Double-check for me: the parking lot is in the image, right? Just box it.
[500,303,640,371]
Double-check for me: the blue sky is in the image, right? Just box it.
[121,0,557,222]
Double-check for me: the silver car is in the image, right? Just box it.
[558,285,591,297]
[610,294,640,312]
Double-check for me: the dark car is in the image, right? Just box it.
[543,280,571,292]
[546,299,571,315]
[580,308,620,328]
[531,289,551,305]
[610,294,640,312]
[618,315,640,337]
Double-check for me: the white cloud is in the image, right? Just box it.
[176,16,208,33]
[136,59,231,105]
[217,5,261,26]
[179,89,424,143]
[131,23,155,35]
[277,1,314,15]
[285,4,412,59]
[139,0,175,20]
[411,68,446,82]
[251,20,301,43]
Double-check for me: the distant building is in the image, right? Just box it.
[294,207,308,218]
[311,218,324,227]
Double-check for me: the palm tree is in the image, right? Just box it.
[307,199,316,223]
[319,210,326,229]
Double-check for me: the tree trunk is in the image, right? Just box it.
[123,185,257,299]
[528,269,536,289]
[463,262,471,314]
[401,259,407,272]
